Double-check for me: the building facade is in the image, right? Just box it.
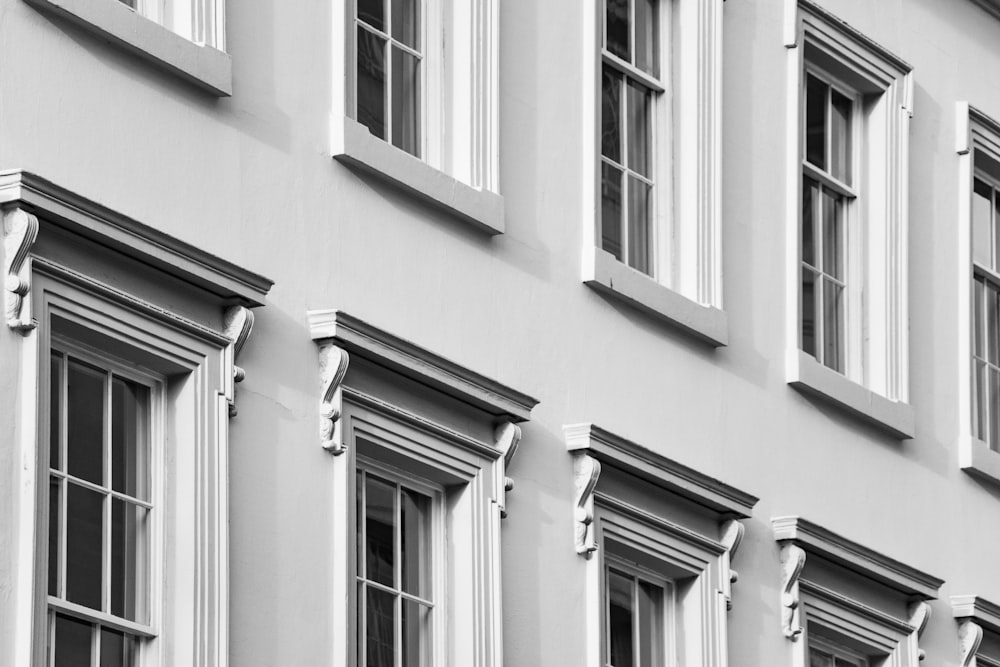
[2,0,1000,665]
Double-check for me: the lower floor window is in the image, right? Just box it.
[808,636,868,667]
[605,557,671,667]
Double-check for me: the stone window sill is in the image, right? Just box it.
[959,435,1000,486]
[788,350,914,439]
[23,0,231,96]
[583,247,728,347]
[332,116,505,236]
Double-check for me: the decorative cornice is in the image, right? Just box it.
[721,519,745,611]
[563,423,757,518]
[797,0,912,79]
[4,208,38,332]
[959,619,984,667]
[494,422,521,518]
[0,170,272,307]
[572,453,601,557]
[971,0,1000,21]
[779,542,807,640]
[319,344,351,454]
[307,309,538,422]
[909,601,931,661]
[953,596,1000,636]
[771,517,943,600]
[223,306,254,417]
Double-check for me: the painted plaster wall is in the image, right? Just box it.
[2,0,1000,664]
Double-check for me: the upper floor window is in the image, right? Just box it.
[808,638,867,667]
[972,171,1000,450]
[116,0,224,48]
[605,556,670,667]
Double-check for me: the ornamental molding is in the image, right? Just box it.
[721,519,745,611]
[572,453,601,557]
[223,306,254,417]
[494,421,521,518]
[953,595,1000,666]
[307,309,538,422]
[959,620,984,667]
[779,542,807,640]
[319,344,351,454]
[909,601,931,661]
[4,207,38,332]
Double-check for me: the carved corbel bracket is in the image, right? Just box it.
[909,601,931,661]
[319,344,350,454]
[721,519,745,611]
[4,208,39,333]
[959,619,984,667]
[494,421,521,518]
[573,453,601,558]
[224,306,255,417]
[779,542,807,640]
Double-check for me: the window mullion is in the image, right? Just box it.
[620,73,630,263]
[359,470,367,667]
[91,623,100,667]
[103,371,112,616]
[394,482,402,667]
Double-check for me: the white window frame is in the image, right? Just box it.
[784,0,914,439]
[583,0,726,347]
[955,103,1000,485]
[332,0,504,235]
[603,553,676,667]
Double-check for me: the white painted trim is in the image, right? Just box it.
[952,595,1000,634]
[22,0,232,96]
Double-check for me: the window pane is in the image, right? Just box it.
[357,27,387,141]
[66,483,104,610]
[994,189,1000,272]
[391,46,421,158]
[809,649,834,667]
[365,476,395,587]
[391,0,419,49]
[100,628,137,667]
[402,599,431,667]
[822,190,843,279]
[358,0,385,31]
[973,178,993,267]
[805,74,827,170]
[112,378,148,501]
[802,177,818,267]
[830,89,852,183]
[51,353,62,470]
[49,477,60,596]
[626,81,650,177]
[366,587,396,667]
[601,67,622,162]
[801,269,817,357]
[975,359,988,443]
[401,487,429,597]
[989,284,1000,365]
[53,614,92,667]
[601,163,624,260]
[823,280,844,373]
[605,0,629,61]
[111,499,148,622]
[627,176,652,275]
[636,581,663,667]
[607,569,634,667]
[67,360,105,486]
[634,0,658,76]
[834,659,860,667]
[975,277,985,358]
[992,368,1000,451]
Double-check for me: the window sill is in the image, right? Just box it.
[788,350,914,439]
[332,116,505,236]
[583,247,728,347]
[959,435,1000,486]
[23,0,232,96]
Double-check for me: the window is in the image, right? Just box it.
[786,1,914,439]
[807,637,867,667]
[972,171,1000,450]
[114,0,223,48]
[565,423,756,667]
[309,309,536,667]
[584,0,726,346]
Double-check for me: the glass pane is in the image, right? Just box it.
[626,81,650,177]
[975,359,988,443]
[822,190,843,279]
[627,176,652,275]
[51,353,62,470]
[366,587,396,667]
[801,269,817,357]
[973,178,993,267]
[100,628,137,667]
[391,46,421,157]
[995,189,1000,272]
[53,614,92,667]
[402,599,431,667]
[49,478,60,596]
[809,649,834,667]
[601,163,624,260]
[637,581,663,667]
[823,280,844,373]
[365,476,395,586]
[391,0,419,49]
[112,378,148,500]
[989,284,1000,365]
[607,569,634,667]
[601,67,622,162]
[66,483,104,610]
[67,360,105,486]
[634,0,658,76]
[401,487,429,597]
[834,659,859,667]
[975,277,985,358]
[605,0,629,61]
[111,499,148,622]
[991,368,1000,451]
[802,177,818,267]
[805,74,827,170]
[357,27,387,141]
[358,0,385,31]
[830,89,852,183]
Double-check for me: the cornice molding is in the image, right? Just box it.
[772,517,943,600]
[0,170,272,307]
[307,309,538,422]
[563,423,757,518]
[953,596,1000,635]
[971,0,1000,21]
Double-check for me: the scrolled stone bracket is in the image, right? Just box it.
[4,208,39,333]
[959,619,984,667]
[720,519,745,611]
[319,344,350,454]
[779,541,806,640]
[909,601,931,661]
[224,306,254,417]
[494,421,521,518]
[572,453,601,558]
